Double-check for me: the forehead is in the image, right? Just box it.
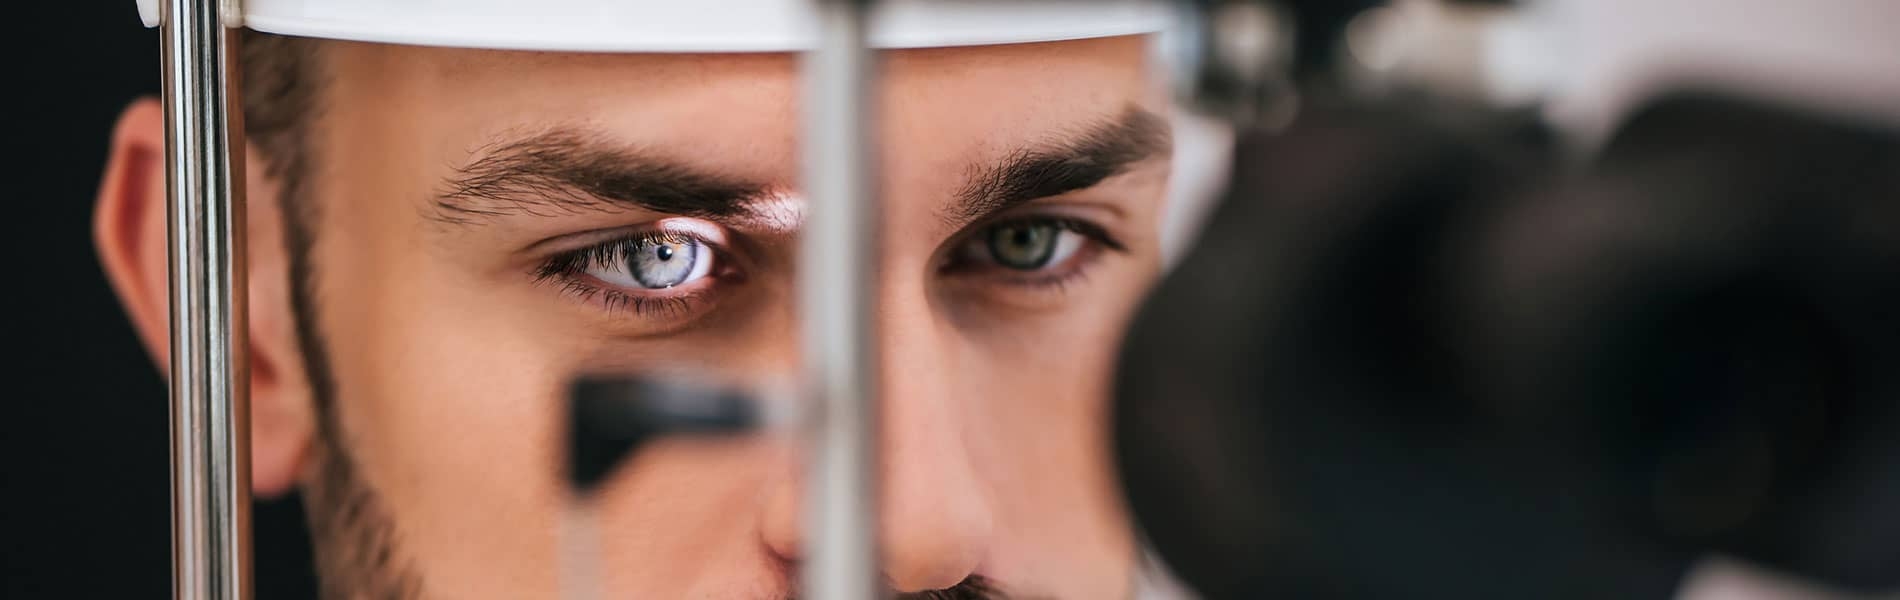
[321,36,1158,179]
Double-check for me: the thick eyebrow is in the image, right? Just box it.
[945,104,1172,230]
[431,128,772,226]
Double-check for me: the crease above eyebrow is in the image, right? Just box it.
[945,104,1173,231]
[430,127,774,227]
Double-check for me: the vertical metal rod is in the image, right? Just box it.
[162,0,251,598]
[799,0,881,598]
[561,500,600,600]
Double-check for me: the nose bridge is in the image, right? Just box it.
[872,275,996,591]
[759,272,998,590]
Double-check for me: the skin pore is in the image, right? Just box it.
[97,35,1172,598]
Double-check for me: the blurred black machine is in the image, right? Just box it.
[1117,0,1899,598]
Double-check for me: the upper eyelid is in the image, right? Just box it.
[952,213,1125,251]
[950,200,1124,235]
[529,218,734,257]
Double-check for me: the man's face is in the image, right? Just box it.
[292,35,1167,597]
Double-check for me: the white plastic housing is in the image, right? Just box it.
[136,0,1169,51]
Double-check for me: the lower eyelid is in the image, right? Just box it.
[604,291,701,319]
[556,275,716,318]
[956,240,1107,288]
[960,260,1100,313]
[543,260,726,319]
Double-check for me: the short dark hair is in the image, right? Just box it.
[240,31,333,409]
[241,31,320,209]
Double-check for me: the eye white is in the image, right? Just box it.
[588,237,715,289]
[1041,229,1084,267]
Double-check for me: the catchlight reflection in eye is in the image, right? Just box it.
[590,236,714,289]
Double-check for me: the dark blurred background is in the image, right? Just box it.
[8,2,314,597]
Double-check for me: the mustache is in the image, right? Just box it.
[784,576,1007,600]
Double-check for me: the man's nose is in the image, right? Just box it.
[760,286,997,593]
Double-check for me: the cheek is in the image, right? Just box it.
[961,327,1138,594]
[959,236,1162,463]
[966,247,1158,554]
[323,238,577,594]
[975,310,1124,469]
[321,241,792,596]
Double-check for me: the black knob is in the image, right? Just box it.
[567,376,762,495]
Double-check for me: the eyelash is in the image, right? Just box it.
[533,231,716,318]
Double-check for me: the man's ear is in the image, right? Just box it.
[95,98,316,498]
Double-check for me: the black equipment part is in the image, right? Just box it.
[1113,93,1900,599]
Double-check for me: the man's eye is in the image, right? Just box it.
[533,228,731,321]
[962,219,1087,272]
[588,235,715,289]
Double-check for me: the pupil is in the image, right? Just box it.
[655,245,674,261]
[1011,227,1035,247]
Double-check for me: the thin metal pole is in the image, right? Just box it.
[799,0,881,598]
[162,0,251,597]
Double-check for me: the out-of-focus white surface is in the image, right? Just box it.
[1354,0,1900,143]
[1145,18,1239,271]
[1533,0,1900,144]
[1675,556,1892,600]
[1132,545,1203,600]
[1160,108,1237,270]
